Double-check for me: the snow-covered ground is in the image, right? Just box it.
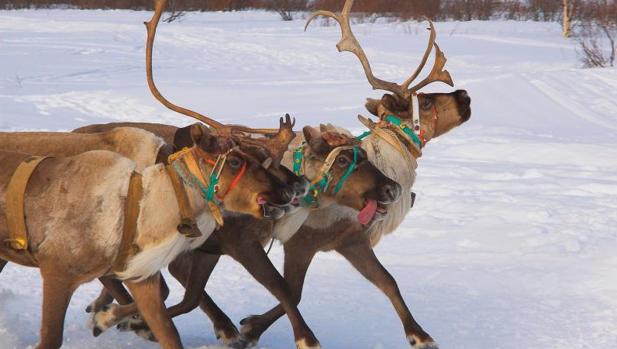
[1,9,617,349]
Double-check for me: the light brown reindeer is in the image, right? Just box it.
[233,1,472,349]
[0,126,292,349]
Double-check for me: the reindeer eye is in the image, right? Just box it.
[337,156,350,167]
[228,156,243,170]
[420,98,433,110]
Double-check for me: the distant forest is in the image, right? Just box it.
[0,0,609,22]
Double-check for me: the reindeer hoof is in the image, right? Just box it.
[92,326,103,337]
[85,305,93,313]
[239,315,265,346]
[229,337,251,349]
[216,327,249,348]
[295,338,322,349]
[117,315,157,342]
[408,335,439,349]
[135,328,157,342]
[89,304,120,337]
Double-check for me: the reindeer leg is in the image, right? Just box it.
[86,275,133,314]
[336,242,437,349]
[37,271,77,349]
[229,241,320,349]
[167,251,243,346]
[95,276,169,342]
[166,251,216,318]
[90,294,139,337]
[119,252,227,344]
[125,272,183,349]
[240,241,316,346]
[198,290,244,346]
[85,287,114,314]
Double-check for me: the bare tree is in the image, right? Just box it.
[577,0,617,67]
[163,0,185,23]
[264,0,308,21]
[563,0,574,37]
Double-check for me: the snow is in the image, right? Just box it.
[1,9,617,349]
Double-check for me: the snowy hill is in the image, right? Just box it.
[1,9,616,349]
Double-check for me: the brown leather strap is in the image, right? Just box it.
[5,156,52,251]
[166,165,202,238]
[112,172,144,273]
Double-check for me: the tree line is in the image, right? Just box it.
[0,0,599,22]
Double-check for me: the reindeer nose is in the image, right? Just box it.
[455,89,472,122]
[455,90,471,106]
[293,176,311,197]
[279,185,296,205]
[379,182,402,204]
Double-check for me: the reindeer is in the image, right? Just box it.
[0,121,294,349]
[230,1,473,349]
[71,2,404,348]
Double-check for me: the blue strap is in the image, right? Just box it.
[294,144,359,208]
[173,161,219,204]
[333,146,358,194]
[384,115,422,148]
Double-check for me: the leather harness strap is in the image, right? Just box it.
[166,165,202,238]
[112,171,144,274]
[5,156,52,252]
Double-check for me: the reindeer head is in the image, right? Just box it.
[146,0,299,220]
[298,126,401,226]
[307,0,471,152]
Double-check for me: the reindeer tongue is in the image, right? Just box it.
[357,199,377,225]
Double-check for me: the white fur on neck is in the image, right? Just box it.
[116,165,215,281]
[362,131,417,245]
[272,208,311,243]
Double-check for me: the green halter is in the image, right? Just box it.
[293,144,359,208]
[384,115,423,148]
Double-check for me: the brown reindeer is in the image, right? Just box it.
[0,122,292,349]
[232,1,472,349]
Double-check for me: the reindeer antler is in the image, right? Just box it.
[305,0,454,101]
[239,114,296,167]
[145,0,282,136]
[145,0,229,132]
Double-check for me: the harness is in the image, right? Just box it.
[358,93,440,160]
[3,155,144,274]
[293,144,359,208]
[167,146,247,227]
[4,156,52,253]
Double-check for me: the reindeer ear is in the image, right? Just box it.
[382,94,409,112]
[365,98,381,116]
[196,132,230,154]
[303,126,329,156]
[174,123,208,149]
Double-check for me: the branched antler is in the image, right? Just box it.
[145,0,227,132]
[305,0,454,101]
[145,0,295,165]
